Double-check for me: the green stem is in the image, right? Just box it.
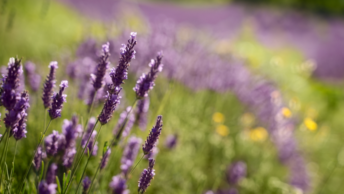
[0,129,10,187]
[111,99,138,147]
[75,125,103,194]
[63,120,99,194]
[8,141,18,192]
[0,129,9,145]
[87,166,100,194]
[128,154,145,177]
[74,90,98,170]
[20,119,52,193]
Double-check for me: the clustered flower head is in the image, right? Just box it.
[48,80,68,120]
[4,91,30,140]
[45,130,61,157]
[1,57,23,110]
[38,181,57,194]
[138,159,156,194]
[165,134,178,150]
[34,146,46,171]
[91,42,110,90]
[24,61,41,91]
[113,106,135,138]
[121,136,142,177]
[142,116,163,155]
[134,52,163,99]
[100,148,111,170]
[98,90,121,125]
[135,97,150,130]
[226,161,247,185]
[109,32,137,89]
[42,61,58,109]
[109,175,129,194]
[82,176,91,194]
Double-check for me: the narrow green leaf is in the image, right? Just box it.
[39,161,45,181]
[63,172,67,192]
[56,176,62,194]
[103,141,108,155]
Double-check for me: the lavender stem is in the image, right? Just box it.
[111,100,138,147]
[88,99,138,193]
[8,141,18,191]
[129,154,145,176]
[20,119,52,193]
[75,125,103,194]
[63,120,99,194]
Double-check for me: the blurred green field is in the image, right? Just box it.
[2,0,344,194]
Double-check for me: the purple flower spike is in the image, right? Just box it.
[113,106,135,138]
[100,149,111,170]
[4,91,29,130]
[121,136,142,177]
[92,42,110,90]
[1,57,23,110]
[48,80,68,120]
[34,146,47,171]
[82,176,91,194]
[46,163,58,184]
[98,91,121,125]
[135,98,150,131]
[45,130,60,157]
[61,116,81,150]
[42,61,58,109]
[134,52,163,99]
[83,131,98,156]
[138,159,155,194]
[226,161,247,185]
[165,134,178,150]
[142,116,163,155]
[38,181,57,194]
[109,32,137,90]
[62,147,76,168]
[81,117,96,148]
[24,61,41,92]
[109,175,129,194]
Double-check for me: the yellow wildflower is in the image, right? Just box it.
[304,118,317,131]
[249,127,268,142]
[216,125,229,137]
[213,112,224,123]
[281,107,292,118]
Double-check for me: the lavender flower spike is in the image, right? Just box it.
[226,161,247,185]
[135,97,150,130]
[42,61,58,109]
[109,32,137,90]
[134,52,163,99]
[1,57,23,110]
[33,146,46,171]
[100,149,111,170]
[109,175,129,194]
[48,80,68,120]
[46,163,58,184]
[4,91,29,131]
[45,130,60,157]
[98,90,121,125]
[138,159,155,194]
[38,181,57,194]
[82,176,91,194]
[92,42,110,90]
[121,136,142,177]
[142,116,163,155]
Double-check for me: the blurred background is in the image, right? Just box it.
[1,0,344,193]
